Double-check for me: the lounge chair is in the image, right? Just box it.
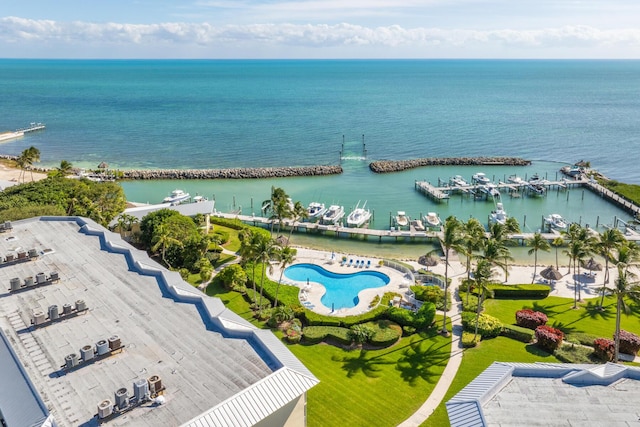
[355,260,360,268]
[348,259,353,267]
[366,260,371,268]
[360,260,365,268]
[341,258,347,266]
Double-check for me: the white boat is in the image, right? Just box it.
[527,175,546,195]
[528,174,543,185]
[395,211,409,228]
[507,174,524,184]
[307,202,326,219]
[424,212,441,228]
[163,189,191,204]
[450,175,469,187]
[545,213,568,230]
[322,205,345,225]
[193,195,207,203]
[489,202,508,225]
[346,201,372,228]
[472,172,491,185]
[479,183,501,199]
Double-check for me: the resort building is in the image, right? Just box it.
[0,217,318,427]
[446,361,640,426]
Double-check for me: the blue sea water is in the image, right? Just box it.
[1,59,639,250]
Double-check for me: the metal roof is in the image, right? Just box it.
[447,362,640,427]
[0,216,318,426]
[109,200,215,227]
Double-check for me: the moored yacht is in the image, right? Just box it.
[424,212,441,228]
[395,211,409,228]
[163,189,191,205]
[346,201,372,228]
[321,205,345,225]
[450,175,469,187]
[472,172,491,185]
[544,213,568,230]
[489,202,508,225]
[507,174,524,185]
[307,202,326,220]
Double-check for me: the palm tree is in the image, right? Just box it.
[481,237,513,283]
[20,146,41,182]
[473,258,495,341]
[255,235,278,316]
[527,233,551,283]
[611,263,640,362]
[488,221,515,281]
[287,201,308,242]
[564,239,588,308]
[239,229,261,297]
[273,245,297,307]
[151,223,182,269]
[595,228,625,308]
[460,218,485,305]
[551,236,564,271]
[52,160,73,178]
[504,217,521,234]
[436,216,464,335]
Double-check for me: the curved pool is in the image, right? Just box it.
[284,263,390,310]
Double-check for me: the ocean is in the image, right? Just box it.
[1,59,639,258]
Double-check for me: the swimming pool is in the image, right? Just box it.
[284,263,390,310]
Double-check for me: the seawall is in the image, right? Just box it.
[120,165,343,180]
[369,157,531,173]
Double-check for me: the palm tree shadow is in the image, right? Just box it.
[338,349,395,379]
[549,320,577,335]
[530,301,565,316]
[395,339,450,387]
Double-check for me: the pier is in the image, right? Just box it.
[414,177,585,202]
[0,122,46,143]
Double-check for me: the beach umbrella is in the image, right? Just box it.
[275,235,289,246]
[97,161,108,169]
[581,257,603,272]
[540,265,562,281]
[418,255,439,267]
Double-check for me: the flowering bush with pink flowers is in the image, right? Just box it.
[593,338,615,362]
[515,309,548,330]
[535,325,564,352]
[617,330,640,356]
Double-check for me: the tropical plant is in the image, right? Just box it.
[434,216,464,335]
[595,228,625,307]
[217,264,248,292]
[151,223,183,269]
[273,245,297,307]
[17,146,41,183]
[527,232,551,283]
[287,201,308,241]
[255,235,279,316]
[504,216,521,234]
[480,237,513,282]
[473,258,495,341]
[551,236,564,270]
[348,324,375,344]
[611,263,640,362]
[49,160,74,178]
[460,218,485,305]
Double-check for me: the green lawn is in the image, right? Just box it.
[422,336,561,427]
[484,295,640,339]
[288,331,451,427]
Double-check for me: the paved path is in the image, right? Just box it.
[398,257,467,427]
[197,247,239,292]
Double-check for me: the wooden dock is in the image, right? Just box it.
[0,122,46,142]
[415,177,586,202]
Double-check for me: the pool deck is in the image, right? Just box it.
[268,248,427,317]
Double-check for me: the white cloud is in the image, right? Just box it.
[1,16,639,58]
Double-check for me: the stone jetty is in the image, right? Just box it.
[120,165,343,180]
[369,157,531,173]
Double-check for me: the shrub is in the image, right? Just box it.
[459,292,479,313]
[369,294,381,308]
[555,343,596,364]
[367,320,402,347]
[535,325,564,353]
[302,326,351,345]
[285,328,302,343]
[402,325,416,336]
[461,312,503,339]
[617,330,640,356]
[501,324,535,343]
[593,338,615,362]
[488,284,550,299]
[515,309,548,330]
[410,285,450,311]
[267,306,295,327]
[384,302,436,330]
[461,332,479,348]
[349,324,375,344]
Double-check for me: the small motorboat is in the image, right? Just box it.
[163,189,191,205]
[424,212,441,228]
[489,202,508,225]
[411,219,425,231]
[346,201,372,228]
[507,174,524,185]
[450,175,469,187]
[545,213,568,230]
[395,211,409,228]
[307,202,326,220]
[472,172,491,185]
[322,205,345,225]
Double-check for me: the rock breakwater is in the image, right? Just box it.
[369,157,531,173]
[121,165,343,180]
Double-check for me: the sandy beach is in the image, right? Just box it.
[0,160,47,189]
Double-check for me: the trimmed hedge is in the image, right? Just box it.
[501,324,535,343]
[302,293,395,327]
[461,312,503,339]
[617,330,640,356]
[302,326,351,345]
[461,332,479,348]
[535,325,564,353]
[209,216,247,230]
[515,309,548,330]
[593,338,615,362]
[410,285,451,311]
[488,284,550,299]
[366,320,402,347]
[385,302,436,330]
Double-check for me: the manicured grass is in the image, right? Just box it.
[212,252,236,268]
[422,336,561,427]
[215,224,242,252]
[484,295,640,339]
[288,330,451,427]
[602,180,640,206]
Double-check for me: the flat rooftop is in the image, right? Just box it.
[0,217,309,426]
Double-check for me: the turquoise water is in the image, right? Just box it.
[284,263,390,310]
[1,59,638,257]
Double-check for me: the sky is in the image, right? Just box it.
[1,0,640,59]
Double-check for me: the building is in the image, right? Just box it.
[446,361,640,426]
[0,216,318,426]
